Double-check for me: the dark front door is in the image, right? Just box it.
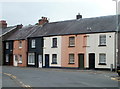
[78,54,84,69]
[89,53,95,69]
[45,54,49,68]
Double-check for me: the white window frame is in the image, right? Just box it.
[6,54,9,62]
[99,53,106,64]
[28,53,35,65]
[6,42,9,49]
[52,54,57,64]
[31,39,36,48]
[99,35,106,46]
[69,54,74,63]
[52,38,57,47]
[69,37,75,46]
[19,55,22,63]
[19,41,22,48]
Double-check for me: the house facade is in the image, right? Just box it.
[61,34,87,69]
[27,37,43,68]
[43,36,62,68]
[86,32,116,70]
[13,40,28,67]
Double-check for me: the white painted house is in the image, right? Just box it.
[43,36,62,68]
[86,32,116,70]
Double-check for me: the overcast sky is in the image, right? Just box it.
[0,0,117,26]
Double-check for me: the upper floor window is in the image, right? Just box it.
[52,54,57,64]
[99,35,106,46]
[69,37,75,47]
[52,38,57,48]
[99,53,106,65]
[6,42,9,49]
[69,54,74,64]
[19,41,22,48]
[31,39,36,48]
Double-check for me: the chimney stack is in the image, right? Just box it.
[0,20,7,28]
[76,13,82,19]
[38,17,49,25]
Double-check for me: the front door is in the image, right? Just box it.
[89,53,95,69]
[38,55,42,68]
[13,55,18,66]
[78,54,84,69]
[10,54,13,66]
[45,54,49,68]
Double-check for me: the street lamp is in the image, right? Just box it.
[113,0,119,72]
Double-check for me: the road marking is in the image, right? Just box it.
[3,72,32,88]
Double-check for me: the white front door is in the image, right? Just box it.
[38,55,42,68]
[14,55,18,66]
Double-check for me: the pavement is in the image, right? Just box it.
[1,66,120,88]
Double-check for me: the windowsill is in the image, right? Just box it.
[28,63,35,65]
[68,63,75,64]
[68,46,75,47]
[51,62,57,64]
[98,45,106,47]
[98,63,106,65]
[51,46,58,48]
[19,47,22,49]
[31,47,36,49]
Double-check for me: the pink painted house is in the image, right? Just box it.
[61,34,87,68]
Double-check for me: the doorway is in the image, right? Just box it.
[89,53,95,69]
[78,54,84,69]
[38,54,42,68]
[45,54,49,68]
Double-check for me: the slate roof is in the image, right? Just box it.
[29,15,117,38]
[6,25,40,40]
[0,26,17,37]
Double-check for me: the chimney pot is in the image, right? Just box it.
[76,13,82,19]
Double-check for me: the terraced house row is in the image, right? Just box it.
[2,14,120,70]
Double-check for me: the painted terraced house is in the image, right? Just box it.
[3,15,119,70]
[1,20,22,66]
[4,25,37,67]
[28,15,117,70]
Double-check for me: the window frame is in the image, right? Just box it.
[6,42,9,49]
[99,53,106,65]
[99,35,106,46]
[69,54,75,64]
[52,38,57,48]
[19,55,22,63]
[31,39,36,48]
[69,37,75,47]
[19,40,22,48]
[51,54,57,64]
[28,53,35,65]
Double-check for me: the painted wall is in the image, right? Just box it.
[28,37,43,67]
[43,36,62,67]
[61,34,86,68]
[3,41,13,65]
[86,32,115,69]
[13,40,27,67]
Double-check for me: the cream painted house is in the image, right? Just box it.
[86,32,116,70]
[43,36,62,68]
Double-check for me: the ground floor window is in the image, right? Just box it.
[28,53,35,65]
[99,53,106,65]
[52,54,57,64]
[19,55,22,63]
[6,54,9,62]
[69,54,74,63]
